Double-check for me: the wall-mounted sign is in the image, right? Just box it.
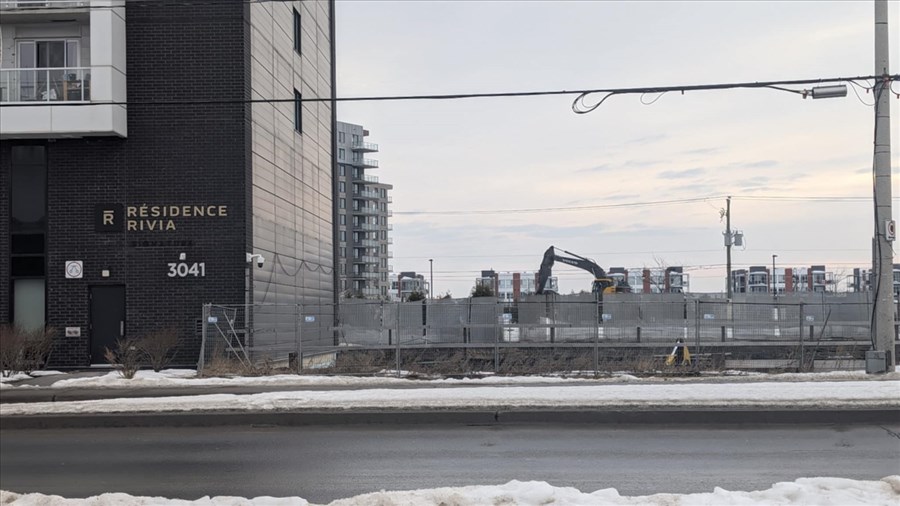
[704,314,716,320]
[65,327,81,337]
[98,204,230,232]
[95,204,124,232]
[65,261,83,279]
[305,316,316,323]
[168,262,206,278]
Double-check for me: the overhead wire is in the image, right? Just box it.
[2,74,896,108]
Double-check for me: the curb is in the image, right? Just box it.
[2,408,898,430]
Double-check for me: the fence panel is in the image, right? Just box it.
[197,294,882,375]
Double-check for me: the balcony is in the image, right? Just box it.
[363,174,379,183]
[0,1,89,23]
[348,157,379,169]
[0,3,127,138]
[354,206,379,216]
[1,67,90,102]
[358,189,380,199]
[350,140,378,152]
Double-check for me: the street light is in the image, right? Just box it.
[429,259,434,299]
[801,85,848,99]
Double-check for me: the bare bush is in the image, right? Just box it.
[136,327,179,372]
[0,325,55,377]
[105,337,142,379]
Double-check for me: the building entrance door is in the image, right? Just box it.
[90,285,125,364]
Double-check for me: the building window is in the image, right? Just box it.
[338,148,345,160]
[339,198,345,209]
[10,146,47,330]
[339,215,346,225]
[339,231,346,242]
[339,165,345,177]
[294,89,302,133]
[338,131,345,143]
[293,8,301,55]
[339,181,345,193]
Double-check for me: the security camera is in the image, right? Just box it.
[256,256,265,268]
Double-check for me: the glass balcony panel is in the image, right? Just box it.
[1,67,90,102]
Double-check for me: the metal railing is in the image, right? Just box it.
[198,293,892,375]
[0,0,88,9]
[351,140,379,151]
[0,67,91,103]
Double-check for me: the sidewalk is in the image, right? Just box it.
[1,369,898,429]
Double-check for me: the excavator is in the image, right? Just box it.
[535,246,631,295]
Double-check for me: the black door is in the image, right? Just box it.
[90,285,125,364]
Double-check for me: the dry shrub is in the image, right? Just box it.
[104,337,142,379]
[327,350,389,374]
[137,327,179,372]
[0,325,55,377]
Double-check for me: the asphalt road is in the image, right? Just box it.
[2,423,899,503]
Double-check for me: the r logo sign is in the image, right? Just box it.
[96,204,124,232]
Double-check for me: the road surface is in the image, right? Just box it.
[2,423,898,503]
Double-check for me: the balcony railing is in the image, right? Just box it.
[0,0,87,9]
[350,140,379,152]
[1,67,90,103]
[364,174,379,183]
[349,157,379,168]
[358,189,380,199]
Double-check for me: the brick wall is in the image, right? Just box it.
[2,2,251,367]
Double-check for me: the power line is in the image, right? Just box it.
[392,195,900,216]
[2,74,896,108]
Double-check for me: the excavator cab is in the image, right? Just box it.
[592,278,631,295]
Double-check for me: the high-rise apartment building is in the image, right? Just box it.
[1,0,336,365]
[335,121,392,299]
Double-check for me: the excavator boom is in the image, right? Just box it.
[536,246,629,295]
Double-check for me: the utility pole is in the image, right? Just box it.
[872,0,895,370]
[429,259,434,299]
[725,196,733,299]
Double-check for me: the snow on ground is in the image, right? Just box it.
[3,476,900,505]
[2,368,899,390]
[2,379,898,416]
[0,370,64,384]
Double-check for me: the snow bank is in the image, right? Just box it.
[3,476,899,505]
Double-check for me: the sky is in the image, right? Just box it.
[2,370,898,504]
[335,1,900,297]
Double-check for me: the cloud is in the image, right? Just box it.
[574,164,614,174]
[730,160,778,169]
[658,168,707,179]
[681,147,722,155]
[564,194,642,206]
[624,159,664,168]
[623,133,668,145]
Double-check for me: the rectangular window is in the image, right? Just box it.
[339,231,346,242]
[293,9,301,55]
[13,279,45,331]
[338,131,345,143]
[339,198,345,209]
[10,145,47,330]
[339,247,346,258]
[339,165,345,177]
[339,181,345,193]
[294,89,302,133]
[339,215,346,225]
[338,148,345,160]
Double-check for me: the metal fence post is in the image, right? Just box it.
[694,299,701,356]
[494,304,500,373]
[396,301,401,378]
[296,304,302,373]
[199,303,210,373]
[798,302,805,372]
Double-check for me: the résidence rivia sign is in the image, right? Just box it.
[96,204,229,232]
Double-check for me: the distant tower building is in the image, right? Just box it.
[335,121,392,299]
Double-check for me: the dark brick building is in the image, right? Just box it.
[1,1,336,366]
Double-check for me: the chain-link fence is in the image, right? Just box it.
[197,293,890,375]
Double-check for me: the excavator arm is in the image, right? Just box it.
[536,246,627,295]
